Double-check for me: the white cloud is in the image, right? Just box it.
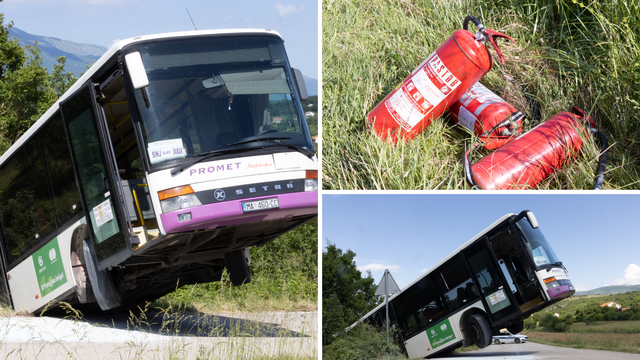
[358,263,400,273]
[608,264,640,286]
[276,2,305,17]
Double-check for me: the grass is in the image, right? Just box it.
[322,0,640,189]
[525,320,640,354]
[0,301,317,359]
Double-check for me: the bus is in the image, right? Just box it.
[0,29,318,314]
[350,211,574,358]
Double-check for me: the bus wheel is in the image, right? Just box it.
[467,314,491,349]
[494,339,500,345]
[70,226,95,304]
[224,248,251,286]
[507,320,524,334]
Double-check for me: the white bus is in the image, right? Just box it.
[0,29,317,313]
[351,211,574,357]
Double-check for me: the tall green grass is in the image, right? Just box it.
[322,0,640,189]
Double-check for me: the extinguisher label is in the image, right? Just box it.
[460,83,506,116]
[457,106,477,132]
[385,54,460,130]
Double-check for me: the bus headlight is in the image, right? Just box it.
[305,170,318,191]
[158,185,202,213]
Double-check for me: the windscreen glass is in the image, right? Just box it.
[516,218,560,268]
[129,35,313,167]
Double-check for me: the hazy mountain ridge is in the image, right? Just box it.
[575,284,640,296]
[7,27,318,95]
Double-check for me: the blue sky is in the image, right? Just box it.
[1,0,318,78]
[322,193,640,292]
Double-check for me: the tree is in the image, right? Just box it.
[0,9,76,154]
[322,240,378,345]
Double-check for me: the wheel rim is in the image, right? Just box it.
[470,323,480,342]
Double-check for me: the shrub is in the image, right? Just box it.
[323,323,404,360]
[524,318,536,330]
[540,314,569,332]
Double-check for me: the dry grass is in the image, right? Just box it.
[526,331,640,354]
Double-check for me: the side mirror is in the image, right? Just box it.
[125,52,149,90]
[291,68,308,102]
[526,211,539,229]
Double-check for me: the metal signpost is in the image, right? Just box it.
[374,269,400,343]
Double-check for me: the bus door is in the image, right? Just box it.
[463,238,519,325]
[60,82,137,271]
[0,250,10,308]
[489,227,544,313]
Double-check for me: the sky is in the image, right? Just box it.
[322,193,640,293]
[1,0,318,78]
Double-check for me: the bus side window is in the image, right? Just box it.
[392,274,445,337]
[436,254,478,313]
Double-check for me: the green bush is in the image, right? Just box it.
[540,314,569,332]
[323,323,404,360]
[524,317,536,330]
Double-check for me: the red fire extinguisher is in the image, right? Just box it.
[463,107,608,190]
[446,75,541,150]
[446,82,525,150]
[367,15,514,144]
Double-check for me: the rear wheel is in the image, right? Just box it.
[224,248,251,286]
[467,314,491,349]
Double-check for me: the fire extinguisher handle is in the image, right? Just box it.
[484,29,516,65]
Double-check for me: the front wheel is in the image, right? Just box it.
[515,338,521,344]
[224,248,251,286]
[467,314,491,349]
[494,339,500,345]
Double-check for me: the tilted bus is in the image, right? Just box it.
[350,211,574,357]
[0,29,318,313]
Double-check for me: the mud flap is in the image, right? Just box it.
[83,239,121,310]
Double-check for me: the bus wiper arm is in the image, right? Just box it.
[170,148,243,175]
[227,136,315,158]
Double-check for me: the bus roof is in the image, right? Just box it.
[0,29,283,165]
[347,212,516,331]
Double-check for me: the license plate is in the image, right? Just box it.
[242,198,279,212]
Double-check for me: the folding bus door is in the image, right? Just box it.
[60,82,137,271]
[463,238,519,325]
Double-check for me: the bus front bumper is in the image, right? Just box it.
[160,191,317,233]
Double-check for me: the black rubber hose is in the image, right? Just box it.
[592,128,608,190]
[463,15,485,33]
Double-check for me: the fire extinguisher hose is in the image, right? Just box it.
[592,128,608,190]
[503,73,542,125]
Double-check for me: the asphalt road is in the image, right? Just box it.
[0,310,317,359]
[441,341,640,360]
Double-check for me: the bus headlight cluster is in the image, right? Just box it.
[543,277,573,290]
[158,185,202,213]
[305,170,318,191]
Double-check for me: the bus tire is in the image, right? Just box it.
[467,314,491,349]
[70,225,95,304]
[494,339,500,345]
[507,320,524,334]
[224,248,251,286]
[83,239,121,310]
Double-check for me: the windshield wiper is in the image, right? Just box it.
[227,137,315,158]
[170,148,245,175]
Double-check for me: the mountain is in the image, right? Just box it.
[8,27,107,78]
[575,284,640,296]
[303,75,318,97]
[7,27,319,96]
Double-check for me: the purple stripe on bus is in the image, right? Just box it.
[160,191,318,233]
[546,285,574,300]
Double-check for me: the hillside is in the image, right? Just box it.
[537,290,640,318]
[8,27,106,77]
[576,285,640,296]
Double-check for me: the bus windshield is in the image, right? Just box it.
[129,35,313,168]
[516,218,560,268]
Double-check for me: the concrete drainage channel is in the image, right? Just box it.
[0,311,317,359]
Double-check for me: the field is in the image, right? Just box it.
[525,321,640,354]
[322,0,640,189]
